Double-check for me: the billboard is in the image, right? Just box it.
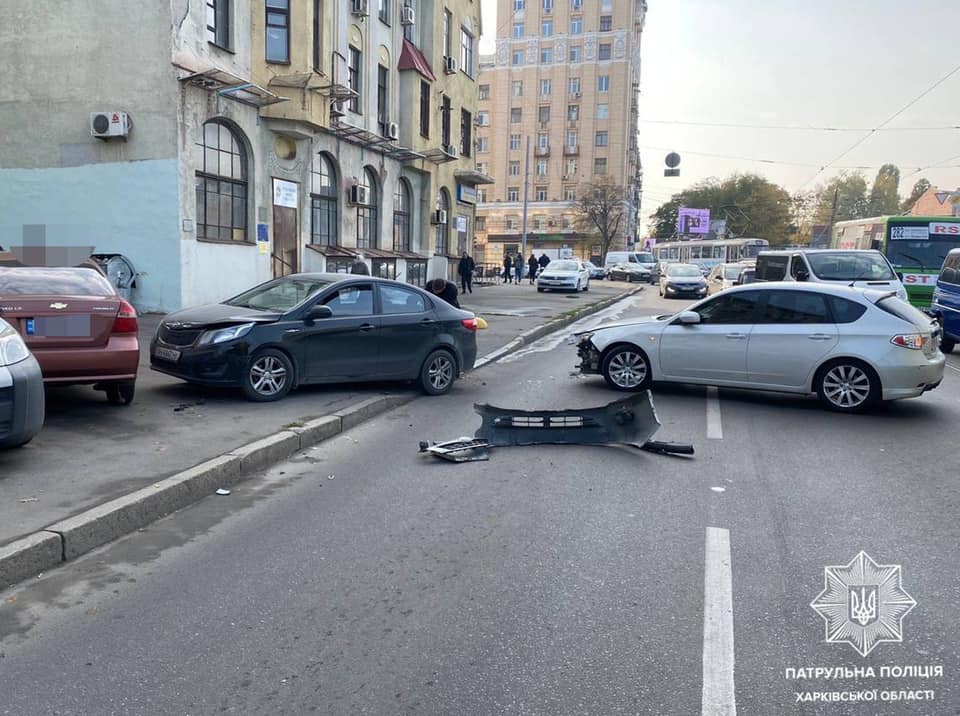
[677,207,710,235]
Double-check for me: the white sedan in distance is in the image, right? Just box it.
[575,283,944,412]
[537,260,591,293]
[707,263,746,295]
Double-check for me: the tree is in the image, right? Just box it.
[900,177,931,213]
[867,164,901,216]
[811,173,868,223]
[574,177,628,259]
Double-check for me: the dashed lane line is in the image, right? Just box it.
[702,526,737,716]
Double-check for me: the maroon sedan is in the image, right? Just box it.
[0,267,140,404]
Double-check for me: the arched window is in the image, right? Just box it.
[435,189,450,255]
[393,179,412,252]
[310,153,339,246]
[357,167,379,249]
[196,121,248,241]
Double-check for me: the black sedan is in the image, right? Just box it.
[150,274,479,401]
[606,262,650,283]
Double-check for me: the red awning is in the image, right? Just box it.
[398,39,436,82]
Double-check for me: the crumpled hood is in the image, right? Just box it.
[576,314,668,335]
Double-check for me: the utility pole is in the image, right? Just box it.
[825,186,840,248]
[520,136,530,262]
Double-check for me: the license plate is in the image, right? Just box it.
[154,346,181,362]
[26,315,91,337]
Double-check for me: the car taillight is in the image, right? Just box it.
[113,299,138,334]
[890,334,923,350]
[461,317,479,331]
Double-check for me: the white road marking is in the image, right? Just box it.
[702,527,737,716]
[945,358,960,374]
[706,387,723,439]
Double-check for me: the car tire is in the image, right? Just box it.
[941,337,955,354]
[106,380,136,405]
[815,359,880,413]
[537,287,544,292]
[419,349,457,396]
[242,348,294,402]
[574,280,581,292]
[601,344,651,392]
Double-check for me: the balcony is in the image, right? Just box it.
[534,145,550,157]
[563,144,579,156]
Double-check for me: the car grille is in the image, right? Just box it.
[0,386,12,434]
[158,325,204,347]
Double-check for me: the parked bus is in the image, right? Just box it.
[831,216,960,306]
[650,237,769,274]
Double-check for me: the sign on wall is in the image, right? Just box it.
[272,179,298,209]
[458,184,478,205]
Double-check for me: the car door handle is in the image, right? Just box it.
[808,333,833,341]
[725,332,747,340]
[359,323,377,332]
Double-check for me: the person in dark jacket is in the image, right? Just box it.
[514,253,523,284]
[427,277,461,308]
[457,252,475,294]
[538,253,551,270]
[527,253,539,284]
[350,253,370,275]
[502,254,513,284]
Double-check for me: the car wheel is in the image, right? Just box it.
[601,345,651,391]
[941,337,955,354]
[420,349,457,396]
[815,360,879,413]
[574,280,581,292]
[537,287,545,292]
[242,348,294,402]
[583,280,589,292]
[106,380,136,405]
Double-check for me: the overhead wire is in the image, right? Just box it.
[638,119,960,132]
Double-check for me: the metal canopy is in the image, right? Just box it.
[328,119,425,162]
[454,169,496,185]
[180,68,287,107]
[421,148,458,164]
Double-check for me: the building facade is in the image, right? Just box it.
[908,187,960,217]
[0,0,487,312]
[474,0,645,265]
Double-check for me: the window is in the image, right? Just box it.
[479,84,490,100]
[568,77,581,94]
[506,216,518,229]
[310,153,338,246]
[380,284,426,314]
[402,0,416,42]
[593,157,607,174]
[564,158,577,175]
[460,28,475,77]
[265,0,290,63]
[378,0,391,23]
[595,131,608,147]
[939,251,960,284]
[323,285,374,316]
[571,0,582,7]
[789,255,809,280]
[206,0,230,48]
[407,261,427,287]
[567,105,579,121]
[598,43,611,61]
[456,214,469,255]
[757,291,830,324]
[540,47,553,64]
[512,49,523,66]
[509,134,521,150]
[538,105,550,123]
[598,75,610,92]
[828,296,868,324]
[371,259,396,280]
[507,187,520,202]
[543,0,553,10]
[510,108,522,123]
[477,189,487,203]
[196,121,247,242]
[537,132,548,149]
[312,0,322,71]
[596,103,609,119]
[513,22,524,38]
[443,9,452,58]
[377,64,389,129]
[435,190,450,254]
[356,168,379,249]
[756,255,787,281]
[477,137,489,152]
[441,95,451,146]
[696,292,759,324]
[509,161,521,176]
[393,180,412,252]
[564,186,576,201]
[514,0,525,8]
[512,80,524,96]
[475,216,486,230]
[568,45,581,62]
[540,79,552,96]
[601,0,612,9]
[600,15,612,31]
[536,159,548,176]
[419,80,430,137]
[570,17,582,34]
[566,130,578,147]
[348,46,362,112]
[477,110,489,126]
[535,186,547,201]
[476,162,487,174]
[541,20,553,36]
[460,109,472,156]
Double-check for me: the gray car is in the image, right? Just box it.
[575,283,944,412]
[659,263,708,299]
[0,317,45,448]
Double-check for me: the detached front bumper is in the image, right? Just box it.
[576,336,601,374]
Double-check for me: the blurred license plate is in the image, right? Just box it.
[26,316,90,337]
[155,347,181,362]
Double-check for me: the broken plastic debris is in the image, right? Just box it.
[215,488,231,496]
[710,486,726,493]
[18,497,39,503]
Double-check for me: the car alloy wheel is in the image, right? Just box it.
[243,349,293,402]
[602,346,650,391]
[421,349,457,395]
[105,380,136,405]
[818,362,875,412]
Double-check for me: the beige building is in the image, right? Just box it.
[474,0,646,266]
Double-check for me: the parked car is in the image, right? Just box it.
[0,266,140,404]
[151,274,479,401]
[537,260,590,293]
[602,251,657,275]
[929,248,960,353]
[575,283,944,412]
[659,263,708,299]
[707,263,746,295]
[755,249,909,301]
[583,261,606,280]
[735,266,758,285]
[607,262,650,283]
[0,317,45,448]
[650,261,670,284]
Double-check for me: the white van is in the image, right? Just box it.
[603,251,657,279]
[755,249,909,301]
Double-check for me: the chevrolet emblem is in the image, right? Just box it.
[50,302,68,310]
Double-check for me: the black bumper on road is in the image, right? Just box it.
[0,356,45,448]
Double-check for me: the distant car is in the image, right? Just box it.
[537,260,590,293]
[736,267,758,286]
[929,248,960,353]
[603,251,656,275]
[575,283,945,413]
[707,263,746,295]
[607,262,650,283]
[650,261,669,284]
[151,274,479,401]
[583,261,606,280]
[659,263,708,299]
[0,317,45,448]
[0,266,140,404]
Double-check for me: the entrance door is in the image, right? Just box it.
[272,179,299,278]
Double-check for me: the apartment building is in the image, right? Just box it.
[0,0,486,310]
[474,0,646,265]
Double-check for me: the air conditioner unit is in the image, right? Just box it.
[432,209,448,225]
[90,111,131,139]
[400,5,415,24]
[350,184,370,205]
[351,0,369,16]
[443,56,458,74]
[444,143,458,157]
[387,122,399,140]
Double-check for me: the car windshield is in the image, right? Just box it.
[635,252,655,263]
[226,277,331,311]
[724,265,743,279]
[0,267,115,296]
[548,260,580,272]
[668,265,701,277]
[807,253,895,281]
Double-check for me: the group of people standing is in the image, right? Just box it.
[502,252,551,285]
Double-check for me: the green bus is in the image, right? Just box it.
[831,215,960,306]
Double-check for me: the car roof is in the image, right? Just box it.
[724,281,882,300]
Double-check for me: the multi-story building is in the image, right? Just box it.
[474,0,646,265]
[0,0,487,311]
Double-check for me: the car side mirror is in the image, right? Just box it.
[306,304,333,321]
[795,270,809,282]
[677,311,701,325]
[897,271,904,281]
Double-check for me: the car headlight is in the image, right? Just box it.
[0,322,30,367]
[897,286,908,301]
[198,323,255,346]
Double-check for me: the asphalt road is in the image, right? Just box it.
[2,289,959,715]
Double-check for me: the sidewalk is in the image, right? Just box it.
[0,280,638,553]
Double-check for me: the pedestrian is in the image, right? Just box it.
[503,253,512,284]
[350,253,369,275]
[426,277,461,308]
[538,253,550,271]
[514,253,523,284]
[527,252,539,285]
[457,251,475,294]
